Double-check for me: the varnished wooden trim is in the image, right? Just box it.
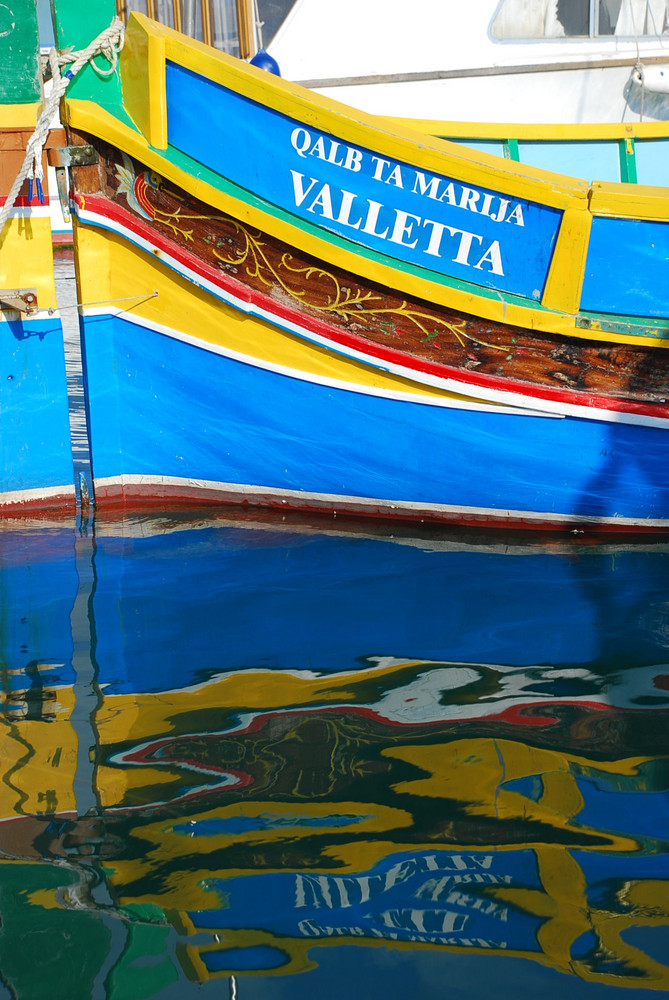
[235,0,254,59]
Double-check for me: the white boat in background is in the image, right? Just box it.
[266,0,669,122]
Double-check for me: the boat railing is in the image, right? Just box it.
[115,0,254,57]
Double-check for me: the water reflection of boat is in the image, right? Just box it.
[2,513,669,994]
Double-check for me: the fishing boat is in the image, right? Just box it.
[0,0,75,511]
[49,2,669,530]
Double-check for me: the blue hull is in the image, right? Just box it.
[83,313,669,528]
[0,315,74,507]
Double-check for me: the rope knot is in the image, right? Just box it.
[0,16,126,234]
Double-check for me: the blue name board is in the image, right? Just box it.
[165,63,562,301]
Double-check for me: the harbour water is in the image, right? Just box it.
[1,262,668,999]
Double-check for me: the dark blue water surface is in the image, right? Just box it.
[1,505,669,1000]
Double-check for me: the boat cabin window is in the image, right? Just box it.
[116,0,297,55]
[491,0,669,38]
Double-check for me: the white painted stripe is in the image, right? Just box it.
[0,311,62,324]
[3,205,55,219]
[94,473,669,528]
[76,204,669,430]
[82,305,552,417]
[0,484,76,505]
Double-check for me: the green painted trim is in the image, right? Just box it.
[618,136,638,184]
[49,0,121,106]
[577,312,669,339]
[503,138,520,162]
[0,0,40,104]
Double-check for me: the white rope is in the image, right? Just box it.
[0,17,125,236]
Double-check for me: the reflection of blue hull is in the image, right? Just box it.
[84,315,669,528]
[0,524,78,698]
[89,515,669,694]
[180,847,669,981]
[0,316,74,508]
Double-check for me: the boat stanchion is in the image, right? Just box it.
[47,145,99,224]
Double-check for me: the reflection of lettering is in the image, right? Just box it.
[296,860,418,908]
[295,855,500,910]
[289,171,504,274]
[297,919,508,949]
[379,908,468,934]
[415,874,513,898]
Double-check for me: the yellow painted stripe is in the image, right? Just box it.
[382,118,669,142]
[0,217,58,309]
[120,14,167,149]
[540,207,592,314]
[0,102,40,128]
[76,223,509,402]
[590,179,669,221]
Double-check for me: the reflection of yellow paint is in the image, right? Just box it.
[94,659,429,744]
[383,739,640,852]
[108,800,412,911]
[26,888,62,911]
[0,686,78,818]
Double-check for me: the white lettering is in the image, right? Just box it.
[335,189,363,229]
[440,182,458,205]
[422,218,449,257]
[480,193,495,218]
[474,241,504,275]
[371,156,393,182]
[307,183,335,219]
[290,128,311,158]
[326,140,345,167]
[389,210,421,248]
[459,187,481,212]
[495,199,510,223]
[386,164,404,188]
[452,228,484,266]
[361,199,389,239]
[413,172,442,200]
[343,147,363,172]
[309,136,327,160]
[290,170,319,207]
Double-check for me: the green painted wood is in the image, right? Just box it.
[618,136,638,183]
[503,137,520,161]
[0,0,41,104]
[49,0,125,108]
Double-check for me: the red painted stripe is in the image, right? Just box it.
[92,478,668,532]
[0,490,76,514]
[76,194,669,422]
